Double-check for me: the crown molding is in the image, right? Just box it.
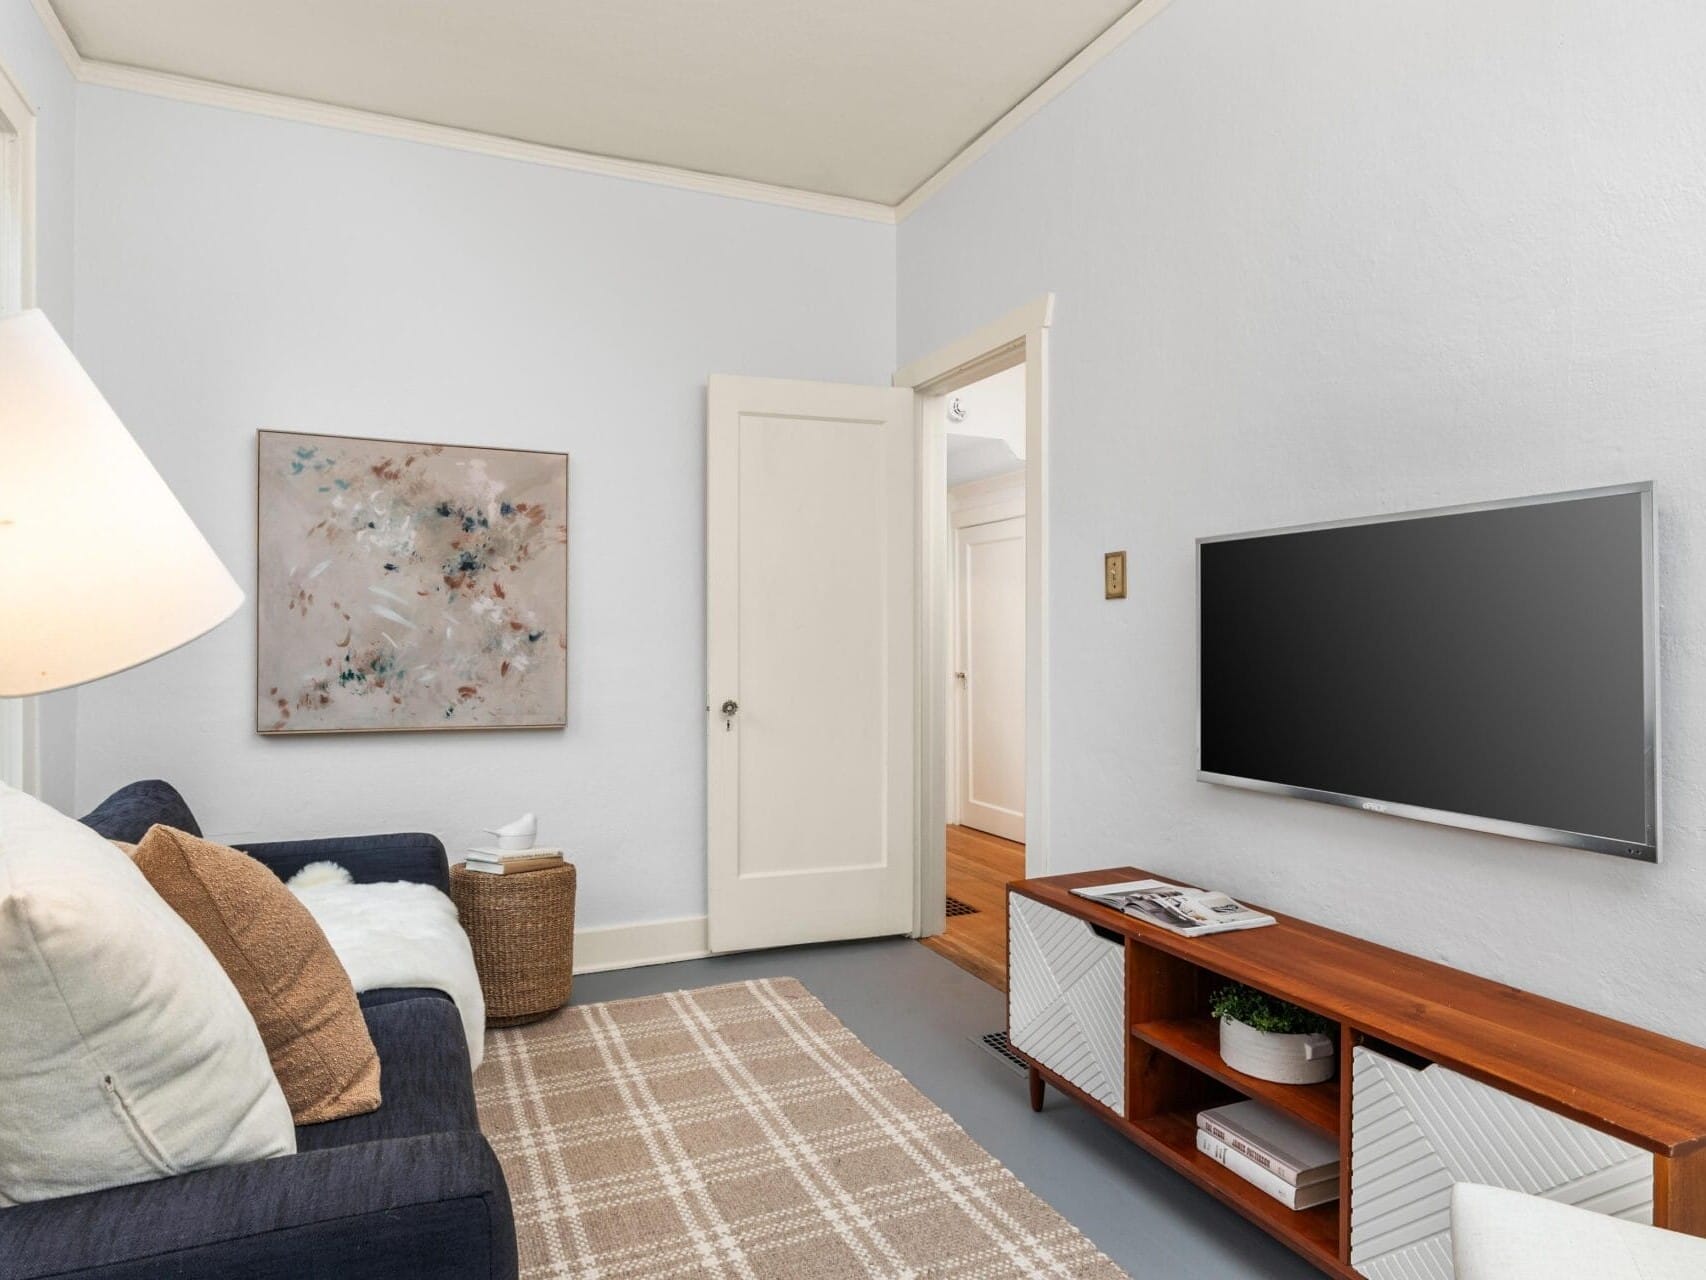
[892,0,1176,221]
[27,0,893,224]
[27,0,80,79]
[76,60,897,223]
[30,0,1170,225]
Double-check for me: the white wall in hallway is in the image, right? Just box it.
[899,0,1706,1041]
[70,85,896,931]
[943,361,1026,485]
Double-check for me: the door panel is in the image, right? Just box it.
[957,516,1026,841]
[736,414,885,877]
[707,376,915,952]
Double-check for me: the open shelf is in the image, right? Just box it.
[1132,1016,1340,1135]
[1127,1109,1343,1269]
[1013,866,1706,1275]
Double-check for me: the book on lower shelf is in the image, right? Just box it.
[463,846,565,875]
[1195,1129,1340,1210]
[1195,1099,1340,1210]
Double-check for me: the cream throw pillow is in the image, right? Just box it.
[0,783,295,1204]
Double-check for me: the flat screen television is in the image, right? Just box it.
[1197,483,1657,861]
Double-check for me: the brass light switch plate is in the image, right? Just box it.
[1104,550,1127,599]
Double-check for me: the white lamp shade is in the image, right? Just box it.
[0,310,243,695]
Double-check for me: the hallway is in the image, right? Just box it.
[919,825,1026,991]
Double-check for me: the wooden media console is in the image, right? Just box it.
[1006,868,1706,1278]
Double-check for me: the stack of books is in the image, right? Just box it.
[462,846,565,876]
[1195,1100,1340,1210]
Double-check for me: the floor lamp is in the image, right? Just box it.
[0,309,241,787]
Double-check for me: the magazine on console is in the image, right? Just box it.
[1069,878,1275,936]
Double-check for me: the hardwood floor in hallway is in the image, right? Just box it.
[919,825,1026,991]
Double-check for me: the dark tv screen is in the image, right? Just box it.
[1198,487,1655,858]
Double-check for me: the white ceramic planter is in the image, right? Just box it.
[1219,1016,1335,1085]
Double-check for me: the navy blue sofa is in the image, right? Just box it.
[0,781,518,1280]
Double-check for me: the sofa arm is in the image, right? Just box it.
[235,832,451,894]
[0,1131,517,1280]
[1451,1182,1706,1279]
[79,779,203,843]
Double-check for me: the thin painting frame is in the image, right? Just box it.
[255,429,568,735]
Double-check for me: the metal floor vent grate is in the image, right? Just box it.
[945,896,979,917]
[975,1030,1029,1077]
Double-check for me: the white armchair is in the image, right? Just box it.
[1452,1182,1706,1279]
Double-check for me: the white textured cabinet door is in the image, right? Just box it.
[1007,894,1125,1115]
[1351,1045,1653,1279]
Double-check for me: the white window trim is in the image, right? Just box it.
[0,55,34,313]
[0,53,39,793]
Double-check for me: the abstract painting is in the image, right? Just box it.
[257,431,567,734]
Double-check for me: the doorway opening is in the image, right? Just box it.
[927,367,1027,987]
[893,295,1052,992]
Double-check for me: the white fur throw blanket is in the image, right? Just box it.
[287,863,486,1069]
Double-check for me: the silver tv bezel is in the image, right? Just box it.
[1196,482,1659,863]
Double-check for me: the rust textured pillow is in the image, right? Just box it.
[131,825,380,1124]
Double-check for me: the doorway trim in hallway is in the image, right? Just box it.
[894,294,1053,941]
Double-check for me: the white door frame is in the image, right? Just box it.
[894,293,1054,939]
[0,52,40,796]
[0,54,37,313]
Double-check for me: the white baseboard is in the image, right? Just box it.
[573,915,710,975]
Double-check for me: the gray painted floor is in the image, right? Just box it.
[572,937,1321,1279]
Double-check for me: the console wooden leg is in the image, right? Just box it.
[1028,1065,1045,1112]
[1655,1148,1706,1236]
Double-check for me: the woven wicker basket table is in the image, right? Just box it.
[450,860,576,1026]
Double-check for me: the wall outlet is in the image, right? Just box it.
[1104,550,1127,599]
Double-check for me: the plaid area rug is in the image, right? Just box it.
[474,977,1126,1279]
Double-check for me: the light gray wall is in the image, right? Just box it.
[0,0,76,811]
[31,0,1706,1027]
[71,85,896,930]
[899,0,1706,1040]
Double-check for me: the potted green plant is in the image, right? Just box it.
[1209,984,1337,1085]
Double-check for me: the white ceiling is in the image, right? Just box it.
[945,363,1025,487]
[947,435,1023,488]
[48,0,1139,206]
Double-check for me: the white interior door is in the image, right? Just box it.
[707,375,916,953]
[956,515,1026,842]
